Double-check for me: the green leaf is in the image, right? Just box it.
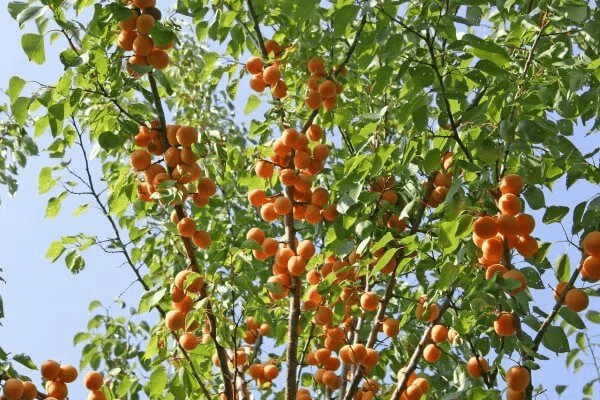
[371,248,398,275]
[72,203,90,217]
[88,300,102,312]
[147,367,167,397]
[586,310,600,324]
[8,76,26,102]
[244,94,261,115]
[21,33,45,64]
[554,254,570,282]
[46,191,68,218]
[559,307,586,329]
[45,240,65,262]
[11,96,29,125]
[12,354,36,369]
[59,49,82,68]
[438,220,460,253]
[423,148,441,173]
[8,2,28,20]
[543,206,569,224]
[462,33,511,67]
[523,186,545,210]
[38,167,57,194]
[98,131,124,150]
[541,325,570,353]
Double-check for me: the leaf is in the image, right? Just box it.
[98,131,124,150]
[438,220,460,253]
[8,2,28,20]
[45,240,65,262]
[371,248,398,275]
[72,203,90,217]
[11,96,29,125]
[8,76,26,102]
[422,148,441,173]
[523,186,545,210]
[541,325,570,353]
[12,354,36,369]
[559,307,586,329]
[586,310,600,324]
[59,49,82,68]
[543,206,569,224]
[45,191,67,218]
[462,33,511,67]
[244,94,261,115]
[554,254,570,282]
[21,33,45,64]
[88,300,102,312]
[38,167,57,194]
[147,367,167,397]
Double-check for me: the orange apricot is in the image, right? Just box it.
[130,149,151,171]
[467,356,489,378]
[383,318,400,337]
[260,203,278,222]
[246,227,265,245]
[360,292,379,311]
[177,217,196,237]
[179,332,199,350]
[246,56,263,75]
[423,344,441,363]
[248,189,267,207]
[262,237,279,257]
[118,30,138,51]
[505,366,530,391]
[297,240,315,259]
[148,48,169,69]
[262,65,281,86]
[431,324,448,343]
[565,288,589,312]
[264,39,281,56]
[176,126,198,147]
[305,90,323,110]
[498,193,521,216]
[494,312,516,336]
[118,9,139,31]
[500,174,523,195]
[582,256,600,282]
[3,379,24,400]
[515,235,538,258]
[313,305,333,326]
[58,364,78,383]
[256,160,274,179]
[165,310,186,331]
[516,214,535,236]
[307,124,323,141]
[136,14,154,34]
[318,80,336,99]
[496,214,519,237]
[271,80,288,99]
[473,216,497,239]
[307,58,326,75]
[84,371,104,391]
[133,34,153,56]
[274,196,292,215]
[263,364,279,381]
[288,256,307,276]
[503,269,527,296]
[248,364,265,380]
[482,237,503,263]
[21,382,37,400]
[192,230,211,249]
[250,74,266,92]
[485,263,508,279]
[583,231,600,257]
[41,360,61,381]
[349,344,367,364]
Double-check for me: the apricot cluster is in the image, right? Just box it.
[117,0,171,72]
[369,175,407,232]
[466,356,489,379]
[426,151,454,208]
[397,369,430,400]
[165,270,205,348]
[83,371,105,400]
[131,122,216,248]
[246,40,287,99]
[554,281,589,313]
[415,295,440,323]
[2,378,37,400]
[246,362,279,387]
[581,230,600,281]
[504,366,530,400]
[304,58,345,111]
[242,316,271,344]
[249,126,337,224]
[39,360,79,400]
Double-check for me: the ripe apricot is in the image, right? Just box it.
[467,356,489,378]
[583,231,600,257]
[84,371,104,391]
[263,364,279,381]
[322,371,341,390]
[503,269,527,295]
[130,149,151,171]
[192,230,211,249]
[482,237,503,263]
[494,312,516,336]
[498,193,521,216]
[362,348,379,369]
[264,39,281,56]
[288,255,307,276]
[505,366,530,391]
[415,301,440,323]
[88,391,106,400]
[175,126,196,147]
[516,214,535,236]
[506,388,525,400]
[360,292,379,311]
[46,381,68,399]
[250,74,266,92]
[500,174,523,195]
[192,193,210,207]
[318,80,336,98]
[177,217,196,237]
[515,235,538,258]
[322,204,338,222]
[323,96,337,110]
[485,263,508,279]
[118,9,139,31]
[133,0,155,8]
[307,57,326,75]
[118,30,138,51]
[305,204,323,224]
[58,364,78,383]
[248,364,264,380]
[383,318,400,337]
[274,196,292,215]
[259,323,270,335]
[307,124,323,141]
[313,144,329,163]
[474,216,497,239]
[307,269,321,285]
[3,379,24,400]
[41,359,61,380]
[297,240,315,259]
[313,305,333,326]
[178,332,199,350]
[553,281,570,301]
[255,160,274,179]
[246,56,263,74]
[433,171,452,187]
[496,214,518,237]
[165,310,186,331]
[423,344,441,363]
[136,14,154,34]
[565,288,589,312]
[305,90,322,110]
[133,34,153,56]
[148,48,169,69]
[246,227,265,245]
[582,256,600,281]
[21,382,37,400]
[260,203,278,222]
[248,189,267,207]
[262,66,281,86]
[271,80,288,99]
[431,324,448,343]
[262,237,279,257]
[349,344,367,364]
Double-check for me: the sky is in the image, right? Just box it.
[0,2,599,400]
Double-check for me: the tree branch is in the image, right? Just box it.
[246,0,269,59]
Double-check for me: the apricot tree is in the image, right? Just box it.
[2,0,600,400]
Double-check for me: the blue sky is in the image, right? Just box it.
[0,2,598,399]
